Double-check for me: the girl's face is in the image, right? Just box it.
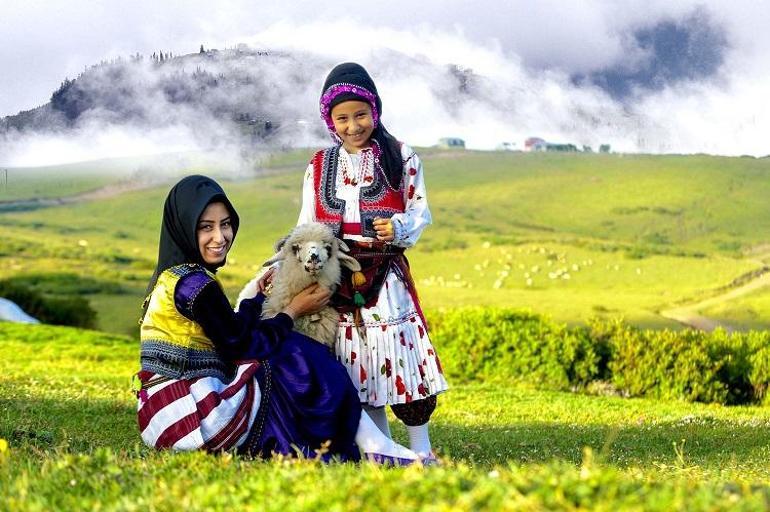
[330,100,374,153]
[197,201,233,266]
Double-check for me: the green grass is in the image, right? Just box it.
[5,151,770,509]
[4,322,770,510]
[0,152,251,203]
[4,150,770,333]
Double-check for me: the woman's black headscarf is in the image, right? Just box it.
[319,62,404,189]
[144,175,240,300]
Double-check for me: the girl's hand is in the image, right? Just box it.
[257,267,276,292]
[283,284,332,320]
[373,217,395,242]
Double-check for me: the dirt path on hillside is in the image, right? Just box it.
[0,177,169,212]
[0,165,289,213]
[660,263,770,332]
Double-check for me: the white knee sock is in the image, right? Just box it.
[363,406,391,438]
[406,423,432,458]
[355,411,416,459]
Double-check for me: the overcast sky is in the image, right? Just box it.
[1,0,769,158]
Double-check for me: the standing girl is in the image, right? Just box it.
[297,63,448,462]
[136,175,418,464]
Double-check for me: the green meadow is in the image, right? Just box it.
[4,323,770,511]
[2,150,770,334]
[4,149,770,509]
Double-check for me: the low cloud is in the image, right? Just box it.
[1,3,769,166]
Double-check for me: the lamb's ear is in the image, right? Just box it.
[273,235,289,253]
[338,252,361,272]
[336,238,352,253]
[262,252,284,267]
[262,236,288,267]
[335,238,361,270]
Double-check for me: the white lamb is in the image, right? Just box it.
[236,222,361,348]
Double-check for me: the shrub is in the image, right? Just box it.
[427,307,770,405]
[607,327,728,403]
[427,308,602,390]
[0,280,96,329]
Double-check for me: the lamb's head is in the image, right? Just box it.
[263,223,361,278]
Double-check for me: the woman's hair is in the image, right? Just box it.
[320,62,404,189]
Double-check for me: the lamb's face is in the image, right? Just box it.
[290,239,334,276]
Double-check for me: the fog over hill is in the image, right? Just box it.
[1,2,769,166]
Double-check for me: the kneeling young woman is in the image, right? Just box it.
[136,175,416,464]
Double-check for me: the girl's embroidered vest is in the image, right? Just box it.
[312,145,404,238]
[140,264,230,380]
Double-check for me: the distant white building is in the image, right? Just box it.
[524,137,546,151]
[437,137,465,149]
[524,137,578,152]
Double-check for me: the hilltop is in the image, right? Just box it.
[0,45,478,155]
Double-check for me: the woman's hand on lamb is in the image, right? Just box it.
[257,267,276,292]
[282,284,332,320]
[373,217,395,242]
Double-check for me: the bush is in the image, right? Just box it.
[0,280,96,329]
[426,307,770,405]
[428,308,603,390]
[608,327,728,403]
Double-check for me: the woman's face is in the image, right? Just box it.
[330,100,374,152]
[197,201,233,266]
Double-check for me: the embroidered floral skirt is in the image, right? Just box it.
[336,269,449,406]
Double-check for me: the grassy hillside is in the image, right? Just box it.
[4,322,770,510]
[2,150,770,334]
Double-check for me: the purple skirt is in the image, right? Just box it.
[241,332,361,462]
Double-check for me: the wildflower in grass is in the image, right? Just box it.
[77,239,89,247]
[0,438,8,454]
[482,241,491,249]
[526,278,533,286]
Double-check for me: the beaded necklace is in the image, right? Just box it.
[339,140,383,187]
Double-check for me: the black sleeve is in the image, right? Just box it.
[174,273,294,361]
